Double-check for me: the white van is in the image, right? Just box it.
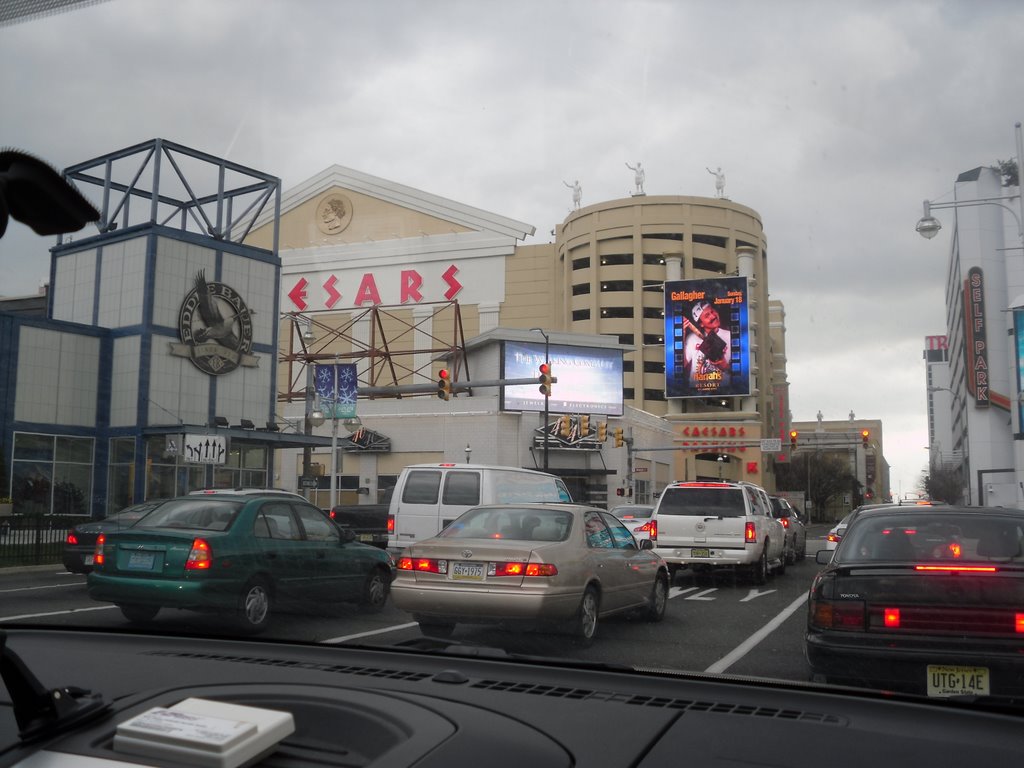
[387,464,572,551]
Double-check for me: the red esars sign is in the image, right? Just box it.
[287,266,463,310]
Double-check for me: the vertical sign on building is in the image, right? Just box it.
[1014,309,1024,437]
[963,267,989,407]
[664,276,751,398]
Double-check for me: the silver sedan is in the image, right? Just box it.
[391,503,670,644]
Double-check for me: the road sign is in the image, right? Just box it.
[299,476,319,489]
[634,467,648,473]
[760,438,782,452]
[183,434,227,464]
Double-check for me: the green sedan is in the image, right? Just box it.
[87,493,395,632]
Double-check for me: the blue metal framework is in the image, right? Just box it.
[61,138,281,249]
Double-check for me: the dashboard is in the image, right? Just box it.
[0,628,1022,767]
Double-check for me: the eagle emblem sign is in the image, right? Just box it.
[169,270,260,375]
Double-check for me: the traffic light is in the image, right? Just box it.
[861,429,870,448]
[614,427,624,448]
[616,488,624,496]
[559,415,572,438]
[789,430,798,450]
[437,368,451,400]
[580,414,590,436]
[598,422,608,442]
[538,362,553,397]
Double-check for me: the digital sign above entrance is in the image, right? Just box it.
[664,276,751,398]
[502,341,623,416]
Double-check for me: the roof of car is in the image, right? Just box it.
[188,488,307,498]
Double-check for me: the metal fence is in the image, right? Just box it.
[0,517,72,568]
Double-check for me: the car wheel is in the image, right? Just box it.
[797,537,807,561]
[646,573,668,622]
[418,621,455,638]
[237,578,272,633]
[358,567,389,613]
[667,564,680,584]
[119,604,159,623]
[785,540,796,566]
[750,545,768,585]
[776,546,787,576]
[572,586,600,645]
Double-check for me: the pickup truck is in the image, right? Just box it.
[330,504,389,549]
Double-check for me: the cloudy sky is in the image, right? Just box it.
[3,0,1023,496]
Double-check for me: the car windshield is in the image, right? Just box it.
[839,511,1024,565]
[4,0,1024,725]
[135,499,243,532]
[438,507,573,542]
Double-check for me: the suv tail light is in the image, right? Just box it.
[744,521,757,543]
[387,515,395,534]
[779,517,790,529]
[638,520,657,540]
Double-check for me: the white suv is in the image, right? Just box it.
[651,481,786,584]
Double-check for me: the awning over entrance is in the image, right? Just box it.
[142,425,333,450]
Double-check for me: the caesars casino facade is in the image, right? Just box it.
[0,139,791,516]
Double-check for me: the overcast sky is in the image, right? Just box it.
[3,0,1023,497]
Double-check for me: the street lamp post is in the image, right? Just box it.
[530,328,550,470]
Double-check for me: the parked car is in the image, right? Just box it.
[390,503,669,644]
[807,505,1024,695]
[608,503,656,543]
[63,500,167,574]
[87,493,394,631]
[769,496,807,564]
[651,481,786,584]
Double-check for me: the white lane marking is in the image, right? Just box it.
[685,588,718,601]
[0,605,117,622]
[0,582,86,594]
[322,622,419,644]
[669,586,699,599]
[740,588,776,602]
[704,591,808,674]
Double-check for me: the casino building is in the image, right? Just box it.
[0,139,793,516]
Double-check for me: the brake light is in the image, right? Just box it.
[884,608,900,628]
[827,533,841,544]
[745,521,756,543]
[639,520,657,540]
[915,565,998,573]
[1017,614,1024,634]
[398,557,448,574]
[387,515,395,534]
[94,534,105,566]
[780,518,789,529]
[488,562,558,577]
[66,532,79,545]
[328,509,336,519]
[810,598,865,630]
[185,538,212,570]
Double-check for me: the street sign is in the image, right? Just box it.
[634,467,648,473]
[183,434,227,464]
[760,438,782,452]
[299,476,319,489]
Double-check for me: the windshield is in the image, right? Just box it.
[4,0,1024,715]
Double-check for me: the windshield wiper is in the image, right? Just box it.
[0,631,110,741]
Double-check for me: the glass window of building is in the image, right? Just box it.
[108,437,136,514]
[572,283,591,296]
[572,256,591,270]
[600,254,633,266]
[11,433,94,517]
[572,309,591,321]
[600,307,634,318]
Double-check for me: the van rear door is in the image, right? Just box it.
[392,468,483,545]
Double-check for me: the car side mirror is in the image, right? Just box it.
[639,539,654,550]
[816,549,832,565]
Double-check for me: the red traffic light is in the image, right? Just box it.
[439,369,449,380]
[539,363,550,375]
[538,362,553,396]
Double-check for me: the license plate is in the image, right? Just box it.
[84,555,94,565]
[691,548,711,558]
[359,533,373,541]
[126,551,156,571]
[451,561,485,581]
[927,665,990,697]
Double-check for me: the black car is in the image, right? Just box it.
[769,496,807,564]
[62,501,166,573]
[806,506,1024,696]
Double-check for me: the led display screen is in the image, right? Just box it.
[664,276,751,398]
[501,341,623,415]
